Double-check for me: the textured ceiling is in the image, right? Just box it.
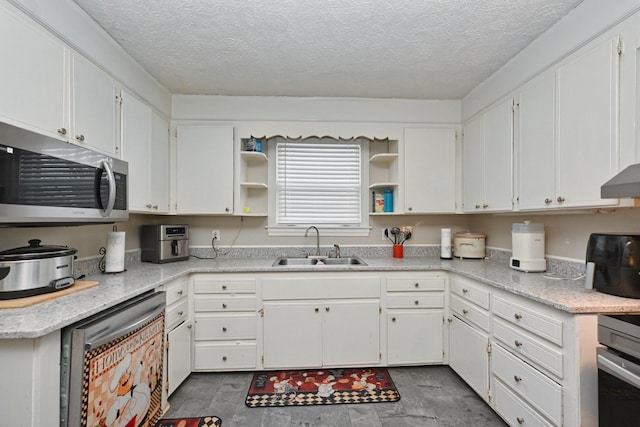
[72,0,584,99]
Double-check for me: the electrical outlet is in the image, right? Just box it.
[211,230,221,241]
[381,228,389,241]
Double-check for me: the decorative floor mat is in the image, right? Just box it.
[154,415,221,427]
[245,367,400,407]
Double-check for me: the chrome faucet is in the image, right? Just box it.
[305,226,320,257]
[332,244,341,258]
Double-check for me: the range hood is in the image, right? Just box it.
[601,164,640,198]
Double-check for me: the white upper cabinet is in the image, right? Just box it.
[517,34,622,210]
[555,35,620,208]
[0,2,67,139]
[462,99,513,213]
[403,127,456,213]
[175,125,234,214]
[121,91,169,214]
[70,53,120,156]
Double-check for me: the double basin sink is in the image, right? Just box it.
[272,256,367,267]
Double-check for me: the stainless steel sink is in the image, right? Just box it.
[272,256,367,267]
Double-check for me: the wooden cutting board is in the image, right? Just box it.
[0,280,99,309]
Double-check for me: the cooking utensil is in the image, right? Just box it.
[384,228,395,244]
[0,239,76,299]
[390,227,401,244]
[400,231,411,244]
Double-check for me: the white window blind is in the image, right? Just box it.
[276,141,362,224]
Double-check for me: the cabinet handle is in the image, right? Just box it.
[222,303,227,309]
[514,340,523,347]
[557,196,566,203]
[514,375,522,382]
[75,134,85,142]
[462,309,469,315]
[222,327,227,332]
[315,308,319,313]
[475,204,481,209]
[57,128,67,135]
[414,300,419,305]
[177,290,183,295]
[462,288,469,294]
[544,198,552,204]
[325,307,330,312]
[222,356,227,362]
[222,285,227,290]
[178,310,184,316]
[514,313,522,320]
[392,317,396,322]
[516,417,525,424]
[414,282,419,288]
[482,203,488,208]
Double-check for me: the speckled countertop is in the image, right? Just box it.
[2,253,640,339]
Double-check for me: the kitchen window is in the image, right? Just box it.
[267,136,370,236]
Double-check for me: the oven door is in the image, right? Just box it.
[597,347,640,426]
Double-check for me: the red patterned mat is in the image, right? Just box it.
[245,367,400,407]
[154,415,221,427]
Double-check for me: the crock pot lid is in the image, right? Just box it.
[454,232,486,238]
[0,239,77,260]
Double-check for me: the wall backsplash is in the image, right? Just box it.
[2,209,640,263]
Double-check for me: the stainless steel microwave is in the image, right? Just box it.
[0,122,128,226]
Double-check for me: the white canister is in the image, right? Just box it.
[453,232,486,259]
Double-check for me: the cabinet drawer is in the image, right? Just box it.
[262,276,380,300]
[194,295,257,312]
[194,313,257,340]
[166,299,189,331]
[450,276,490,310]
[193,277,256,294]
[493,318,563,379]
[194,341,256,370]
[163,278,188,306]
[386,293,444,309]
[493,295,563,346]
[493,379,556,427]
[450,294,490,332]
[492,344,562,425]
[387,274,445,292]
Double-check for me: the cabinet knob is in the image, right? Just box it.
[414,300,419,305]
[222,356,227,361]
[414,282,419,288]
[392,317,396,322]
[514,375,522,382]
[315,308,319,313]
[516,417,525,424]
[222,326,227,332]
[514,313,522,320]
[557,196,566,203]
[462,288,469,294]
[408,206,413,211]
[177,290,183,295]
[462,309,469,315]
[225,207,230,212]
[146,204,153,208]
[325,307,330,312]
[222,303,227,309]
[544,198,552,204]
[75,134,85,142]
[178,310,184,316]
[57,128,67,135]
[222,285,227,290]
[515,340,523,347]
[475,204,481,209]
[482,203,488,208]
[187,323,193,329]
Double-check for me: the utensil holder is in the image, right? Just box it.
[393,244,403,258]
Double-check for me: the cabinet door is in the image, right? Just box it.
[449,316,489,400]
[0,3,67,139]
[322,300,380,367]
[482,99,513,212]
[556,36,619,207]
[150,111,170,213]
[176,126,234,214]
[71,53,119,156]
[517,71,556,210]
[263,301,322,368]
[462,116,484,212]
[404,128,456,213]
[387,310,444,365]
[167,321,192,396]
[121,92,151,212]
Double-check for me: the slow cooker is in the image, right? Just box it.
[0,239,77,300]
[453,232,486,259]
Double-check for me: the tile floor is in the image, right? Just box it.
[164,366,508,426]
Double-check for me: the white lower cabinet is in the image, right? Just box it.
[262,274,381,369]
[449,316,489,399]
[385,272,446,365]
[192,274,258,370]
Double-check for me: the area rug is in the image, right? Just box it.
[245,367,400,407]
[154,416,221,427]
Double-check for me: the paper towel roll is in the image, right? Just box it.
[105,231,126,273]
[441,228,452,259]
